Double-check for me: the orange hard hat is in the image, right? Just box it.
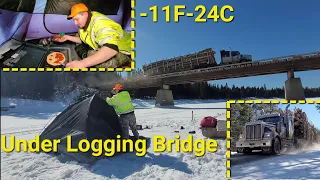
[113,84,123,90]
[67,3,88,20]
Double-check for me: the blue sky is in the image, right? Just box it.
[278,102,320,129]
[134,0,320,89]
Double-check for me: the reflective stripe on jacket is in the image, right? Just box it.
[106,91,134,115]
[79,11,131,55]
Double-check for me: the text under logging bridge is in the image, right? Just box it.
[121,51,320,89]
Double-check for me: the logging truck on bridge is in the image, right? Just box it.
[142,48,252,76]
[236,104,318,155]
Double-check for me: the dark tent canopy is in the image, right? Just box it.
[1,0,123,15]
[39,93,123,164]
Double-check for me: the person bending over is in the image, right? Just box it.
[56,3,131,68]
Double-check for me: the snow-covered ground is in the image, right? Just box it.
[2,96,320,180]
[231,144,320,179]
[1,97,227,180]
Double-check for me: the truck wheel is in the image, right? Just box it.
[271,138,281,155]
[237,148,243,153]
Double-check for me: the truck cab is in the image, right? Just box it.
[236,112,294,155]
[220,50,252,64]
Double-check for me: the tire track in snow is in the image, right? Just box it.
[1,127,44,136]
[231,153,282,166]
[1,124,46,132]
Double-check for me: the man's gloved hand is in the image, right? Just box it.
[111,89,117,96]
[108,90,114,98]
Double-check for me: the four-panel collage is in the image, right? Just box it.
[1,0,320,180]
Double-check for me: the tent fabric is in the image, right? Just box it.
[39,94,123,164]
[45,0,121,15]
[0,10,32,46]
[0,0,36,13]
[0,0,131,46]
[26,14,80,39]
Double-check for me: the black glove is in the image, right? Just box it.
[111,89,117,95]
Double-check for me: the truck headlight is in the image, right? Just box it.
[264,132,273,138]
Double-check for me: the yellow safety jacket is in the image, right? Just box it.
[106,91,134,115]
[78,11,131,55]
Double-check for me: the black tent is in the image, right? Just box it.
[39,93,123,164]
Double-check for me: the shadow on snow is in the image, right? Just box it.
[47,136,193,179]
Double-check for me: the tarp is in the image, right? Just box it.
[39,93,123,164]
[0,0,131,46]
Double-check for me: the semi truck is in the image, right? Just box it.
[236,104,318,155]
[220,50,252,64]
[142,48,252,76]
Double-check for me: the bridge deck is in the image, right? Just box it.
[121,52,320,89]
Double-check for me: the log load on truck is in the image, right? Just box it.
[142,48,252,76]
[236,104,318,155]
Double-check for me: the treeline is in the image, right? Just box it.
[1,72,57,100]
[129,82,320,100]
[1,70,320,101]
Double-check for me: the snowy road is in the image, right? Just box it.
[1,98,228,180]
[230,152,280,166]
[231,145,320,179]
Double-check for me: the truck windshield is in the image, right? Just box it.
[231,51,240,56]
[257,117,281,124]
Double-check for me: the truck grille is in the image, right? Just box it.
[245,124,262,140]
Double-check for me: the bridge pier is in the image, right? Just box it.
[285,69,305,100]
[156,85,174,106]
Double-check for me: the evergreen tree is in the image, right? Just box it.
[128,81,320,100]
[230,103,255,151]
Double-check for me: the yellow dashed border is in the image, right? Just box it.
[1,1,136,72]
[225,99,320,178]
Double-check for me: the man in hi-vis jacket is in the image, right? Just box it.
[106,84,139,140]
[56,3,131,68]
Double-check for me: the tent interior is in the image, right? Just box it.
[0,0,131,68]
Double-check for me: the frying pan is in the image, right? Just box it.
[39,47,71,68]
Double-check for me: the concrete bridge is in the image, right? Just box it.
[2,52,319,105]
[118,51,320,105]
